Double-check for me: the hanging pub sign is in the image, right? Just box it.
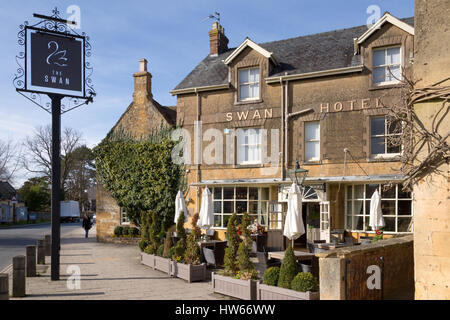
[13,7,95,282]
[14,7,95,113]
[29,31,83,94]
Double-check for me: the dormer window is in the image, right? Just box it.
[238,67,260,101]
[372,46,402,85]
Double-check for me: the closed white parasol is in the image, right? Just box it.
[174,190,188,224]
[198,187,214,230]
[283,182,306,240]
[369,189,385,231]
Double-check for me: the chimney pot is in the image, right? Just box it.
[133,58,152,101]
[139,58,148,72]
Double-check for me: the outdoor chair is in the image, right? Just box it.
[206,229,215,240]
[255,251,281,278]
[213,241,226,266]
[203,247,217,268]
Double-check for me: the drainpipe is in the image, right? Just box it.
[280,78,285,180]
[195,88,201,214]
[284,80,289,176]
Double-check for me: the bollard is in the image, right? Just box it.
[12,256,26,297]
[0,273,8,300]
[26,245,36,277]
[44,234,51,256]
[37,240,45,265]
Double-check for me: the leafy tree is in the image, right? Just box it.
[184,213,201,265]
[223,213,240,275]
[277,244,299,289]
[18,177,50,212]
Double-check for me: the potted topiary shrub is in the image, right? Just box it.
[212,212,258,300]
[153,212,172,275]
[256,246,319,300]
[171,212,207,283]
[114,226,123,237]
[140,211,157,268]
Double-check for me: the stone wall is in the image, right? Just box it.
[318,235,414,300]
[413,0,450,300]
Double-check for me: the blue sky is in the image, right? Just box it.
[0,0,414,186]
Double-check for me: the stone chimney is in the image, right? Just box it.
[209,21,229,56]
[133,58,152,103]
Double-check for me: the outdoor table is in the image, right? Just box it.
[267,250,315,261]
[317,242,354,250]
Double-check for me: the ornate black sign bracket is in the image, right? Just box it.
[14,7,95,115]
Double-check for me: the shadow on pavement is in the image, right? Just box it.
[80,276,174,281]
[26,292,105,298]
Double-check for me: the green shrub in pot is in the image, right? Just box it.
[291,272,319,292]
[263,267,280,286]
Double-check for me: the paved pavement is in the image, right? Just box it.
[5,227,232,300]
[0,222,82,271]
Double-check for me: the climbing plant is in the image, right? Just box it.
[94,126,186,229]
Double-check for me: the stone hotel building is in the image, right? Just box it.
[98,13,416,246]
[170,12,415,246]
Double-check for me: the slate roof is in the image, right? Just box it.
[174,17,414,91]
[0,181,22,202]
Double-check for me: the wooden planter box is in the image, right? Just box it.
[154,255,172,275]
[171,261,206,283]
[211,272,257,300]
[140,252,155,269]
[256,282,319,300]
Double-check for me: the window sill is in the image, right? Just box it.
[367,155,401,162]
[369,83,402,91]
[234,163,264,168]
[234,99,263,106]
[302,160,322,166]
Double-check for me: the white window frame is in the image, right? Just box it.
[120,207,130,225]
[237,128,262,165]
[370,116,402,158]
[304,121,320,162]
[344,183,413,234]
[212,186,270,229]
[372,46,402,86]
[238,67,260,101]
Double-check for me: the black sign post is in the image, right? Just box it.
[14,8,95,281]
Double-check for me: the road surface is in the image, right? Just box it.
[0,222,87,271]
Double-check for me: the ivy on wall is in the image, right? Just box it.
[94,126,186,229]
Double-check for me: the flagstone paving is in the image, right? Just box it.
[6,227,234,300]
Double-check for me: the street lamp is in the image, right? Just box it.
[288,160,309,186]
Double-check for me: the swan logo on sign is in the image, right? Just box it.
[30,32,82,93]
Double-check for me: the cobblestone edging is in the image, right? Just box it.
[97,236,141,245]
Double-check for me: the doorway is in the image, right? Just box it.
[293,202,320,248]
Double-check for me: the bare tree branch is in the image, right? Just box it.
[379,69,450,191]
[21,125,83,191]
